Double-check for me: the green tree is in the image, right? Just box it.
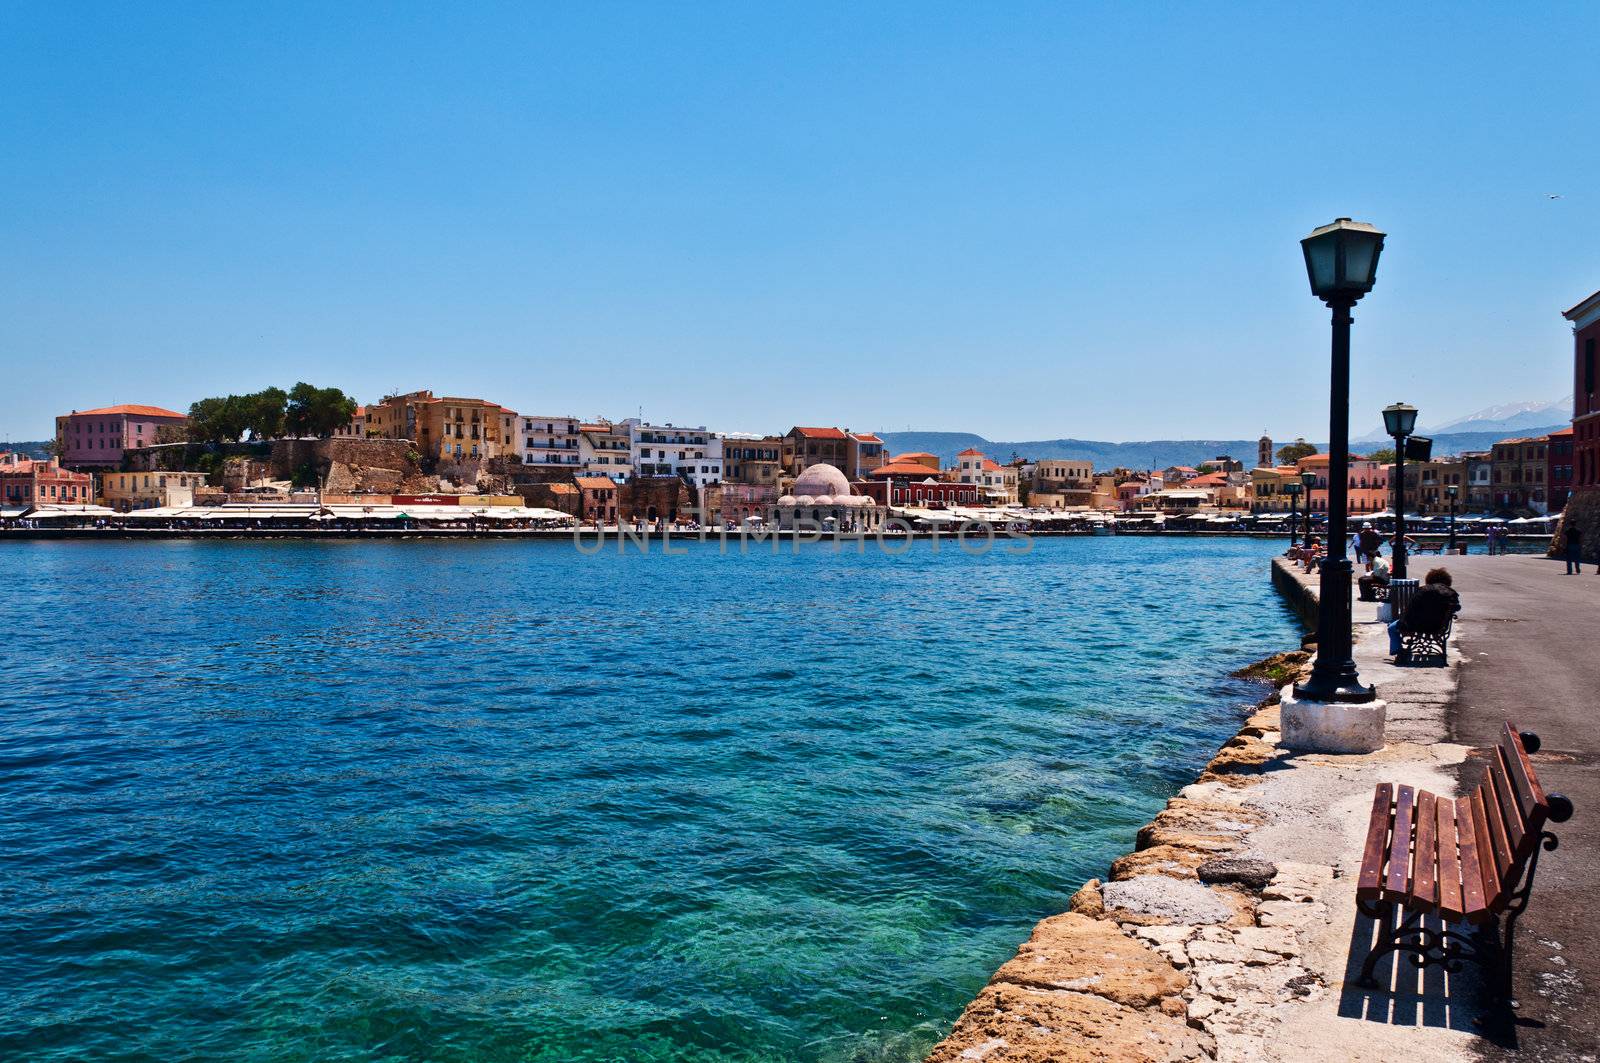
[285,383,357,438]
[245,387,288,440]
[1276,439,1317,465]
[1365,446,1397,464]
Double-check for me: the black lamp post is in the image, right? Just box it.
[1294,218,1384,704]
[1446,484,1458,553]
[1300,470,1318,545]
[1285,481,1302,546]
[1382,401,1419,579]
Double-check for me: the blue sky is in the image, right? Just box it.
[2,2,1595,443]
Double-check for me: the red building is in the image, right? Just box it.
[1562,290,1600,494]
[860,460,981,507]
[1,453,94,507]
[1547,427,1575,513]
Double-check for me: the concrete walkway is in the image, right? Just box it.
[1442,555,1598,1062]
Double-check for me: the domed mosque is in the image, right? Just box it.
[774,462,883,531]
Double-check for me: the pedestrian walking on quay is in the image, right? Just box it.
[1564,524,1583,574]
[1357,522,1382,571]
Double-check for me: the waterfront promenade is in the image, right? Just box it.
[1443,555,1598,1061]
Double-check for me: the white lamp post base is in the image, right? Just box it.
[1279,686,1387,754]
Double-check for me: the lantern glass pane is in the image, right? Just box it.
[1343,235,1380,288]
[1303,238,1337,293]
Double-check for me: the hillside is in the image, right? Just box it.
[875,427,1570,471]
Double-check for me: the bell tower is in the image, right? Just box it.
[1258,433,1273,469]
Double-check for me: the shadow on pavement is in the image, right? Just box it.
[1336,905,1528,1048]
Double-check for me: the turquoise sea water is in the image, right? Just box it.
[0,536,1298,1062]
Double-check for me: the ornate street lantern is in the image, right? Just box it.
[1302,218,1386,303]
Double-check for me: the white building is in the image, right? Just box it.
[623,420,723,489]
[953,447,1018,503]
[578,421,633,483]
[520,415,582,468]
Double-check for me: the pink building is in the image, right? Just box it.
[0,453,94,507]
[55,404,188,469]
[1298,454,1388,517]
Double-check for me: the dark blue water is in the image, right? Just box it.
[0,536,1297,1062]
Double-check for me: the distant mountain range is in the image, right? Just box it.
[1352,396,1572,443]
[876,427,1571,472]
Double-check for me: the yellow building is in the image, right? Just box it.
[100,470,208,511]
[366,390,517,464]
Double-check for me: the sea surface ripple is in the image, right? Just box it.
[0,536,1298,1062]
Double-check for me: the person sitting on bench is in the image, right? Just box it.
[1358,553,1391,601]
[1388,566,1460,656]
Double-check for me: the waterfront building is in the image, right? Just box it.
[1462,451,1493,511]
[1491,436,1548,513]
[1298,454,1387,516]
[1031,458,1095,509]
[773,463,882,530]
[890,452,941,474]
[574,475,619,524]
[721,434,784,487]
[331,406,368,439]
[578,421,633,483]
[953,448,1018,503]
[1547,427,1575,513]
[624,420,722,489]
[848,432,887,479]
[520,415,582,469]
[1249,466,1299,513]
[1115,475,1152,511]
[712,482,779,525]
[863,460,981,507]
[99,470,208,511]
[1090,474,1119,511]
[1562,288,1600,495]
[366,391,517,464]
[1162,465,1199,484]
[1404,458,1467,515]
[0,454,94,507]
[54,404,188,470]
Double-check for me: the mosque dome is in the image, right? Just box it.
[792,463,852,499]
[811,495,834,506]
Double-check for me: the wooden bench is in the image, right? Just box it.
[1355,723,1574,990]
[1398,615,1452,665]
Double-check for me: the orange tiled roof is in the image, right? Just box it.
[980,458,1002,471]
[957,447,986,457]
[67,404,186,419]
[573,476,618,489]
[851,432,883,443]
[871,460,945,478]
[792,426,848,440]
[894,452,938,460]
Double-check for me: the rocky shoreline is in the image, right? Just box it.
[925,558,1482,1063]
[925,652,1323,1062]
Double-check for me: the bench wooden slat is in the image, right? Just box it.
[1436,797,1464,919]
[1356,783,1393,901]
[1471,788,1506,911]
[1412,789,1440,908]
[1499,723,1546,827]
[1490,747,1527,857]
[1455,795,1490,921]
[1384,785,1416,899]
